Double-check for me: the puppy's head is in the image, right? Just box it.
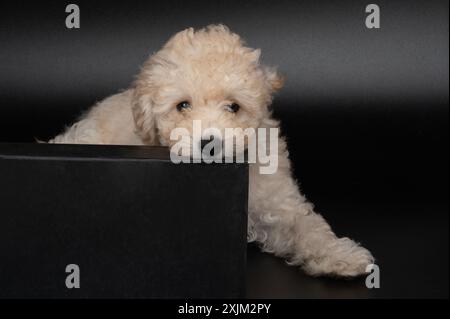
[132,24,283,149]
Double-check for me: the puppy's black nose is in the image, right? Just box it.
[200,138,214,150]
[200,137,222,157]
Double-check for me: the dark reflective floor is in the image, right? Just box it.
[246,203,449,299]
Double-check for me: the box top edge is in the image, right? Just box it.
[0,143,250,166]
[0,143,172,161]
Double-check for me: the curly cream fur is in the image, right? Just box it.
[50,25,374,277]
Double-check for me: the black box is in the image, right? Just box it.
[0,143,248,298]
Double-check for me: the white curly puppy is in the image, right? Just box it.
[50,25,374,277]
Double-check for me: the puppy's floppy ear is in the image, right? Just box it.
[264,66,285,92]
[132,74,158,145]
[132,51,176,145]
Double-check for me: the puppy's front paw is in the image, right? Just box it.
[302,237,374,278]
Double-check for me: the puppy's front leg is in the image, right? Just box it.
[248,137,374,277]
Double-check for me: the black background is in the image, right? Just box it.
[0,0,448,298]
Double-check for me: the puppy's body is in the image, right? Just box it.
[50,90,141,145]
[51,25,373,277]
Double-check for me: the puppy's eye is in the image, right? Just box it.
[176,101,191,111]
[226,103,240,113]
